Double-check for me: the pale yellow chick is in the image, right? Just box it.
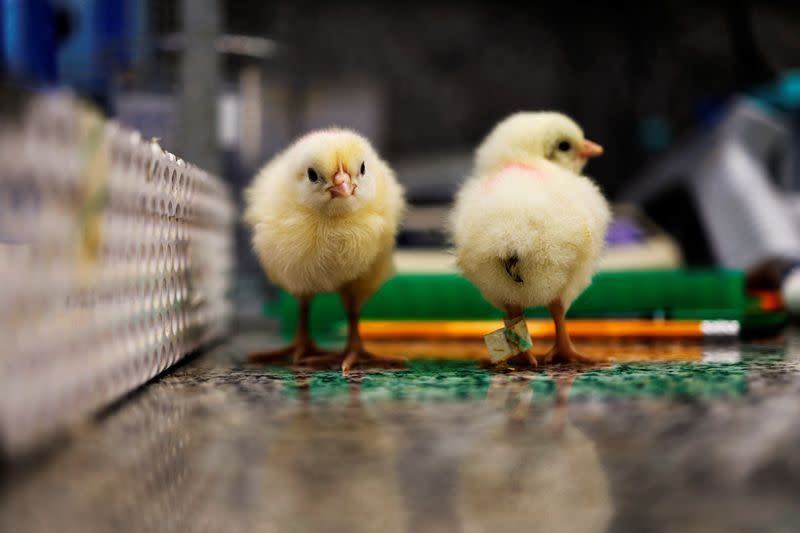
[450,112,610,365]
[244,129,405,372]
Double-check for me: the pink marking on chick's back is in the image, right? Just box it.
[484,161,545,190]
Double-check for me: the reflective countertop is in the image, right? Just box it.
[3,330,800,532]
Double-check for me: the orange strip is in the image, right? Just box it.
[363,339,704,362]
[359,319,709,339]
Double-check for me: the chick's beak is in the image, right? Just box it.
[328,170,354,198]
[579,139,604,158]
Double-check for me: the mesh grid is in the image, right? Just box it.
[0,92,235,454]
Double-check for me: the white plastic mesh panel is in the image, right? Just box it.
[0,93,235,454]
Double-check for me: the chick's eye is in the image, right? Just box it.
[307,168,319,182]
[558,141,572,152]
[360,162,365,175]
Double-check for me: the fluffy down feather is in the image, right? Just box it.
[450,111,610,316]
[244,129,405,303]
[451,158,610,310]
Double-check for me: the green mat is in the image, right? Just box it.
[260,359,750,401]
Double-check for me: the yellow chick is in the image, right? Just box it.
[244,129,406,372]
[450,112,610,365]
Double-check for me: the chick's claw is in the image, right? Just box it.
[340,348,405,374]
[297,353,341,367]
[248,341,338,367]
[521,350,540,367]
[542,343,595,365]
[248,344,296,363]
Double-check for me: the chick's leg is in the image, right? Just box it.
[249,294,336,365]
[340,293,405,373]
[543,300,593,364]
[503,304,540,368]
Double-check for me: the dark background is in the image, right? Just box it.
[6,0,798,196]
[148,0,800,196]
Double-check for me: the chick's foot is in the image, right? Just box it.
[249,340,338,367]
[544,300,595,364]
[542,342,594,365]
[510,350,542,367]
[340,346,406,374]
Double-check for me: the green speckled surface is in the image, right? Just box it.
[3,329,800,532]
[264,359,752,402]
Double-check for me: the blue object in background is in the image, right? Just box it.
[749,70,800,192]
[0,2,4,74]
[1,0,58,85]
[750,70,800,111]
[56,0,147,110]
[606,218,646,246]
[638,115,672,153]
[1,0,148,110]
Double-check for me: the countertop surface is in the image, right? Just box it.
[3,329,800,532]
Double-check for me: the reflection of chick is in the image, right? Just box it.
[259,379,406,532]
[456,374,612,533]
[244,130,405,371]
[450,113,610,365]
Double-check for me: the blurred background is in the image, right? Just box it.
[5,3,800,530]
[4,0,800,321]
